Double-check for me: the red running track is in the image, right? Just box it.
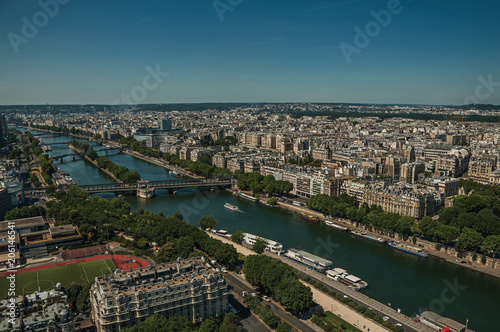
[0,255,150,277]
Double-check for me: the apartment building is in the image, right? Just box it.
[324,176,351,197]
[422,177,460,197]
[363,182,442,219]
[244,160,260,173]
[90,257,228,332]
[435,155,459,177]
[296,173,312,197]
[0,288,75,332]
[400,162,425,184]
[261,134,276,149]
[227,159,243,173]
[341,179,367,202]
[179,147,191,160]
[446,134,467,145]
[468,158,496,184]
[312,147,331,161]
[213,154,227,169]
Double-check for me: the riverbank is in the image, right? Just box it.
[21,125,93,141]
[276,200,500,279]
[206,231,409,332]
[121,149,203,179]
[68,144,122,183]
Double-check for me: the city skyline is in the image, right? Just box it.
[1,0,500,105]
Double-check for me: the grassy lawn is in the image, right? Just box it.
[313,311,362,332]
[0,259,116,296]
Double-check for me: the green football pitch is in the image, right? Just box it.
[0,259,117,296]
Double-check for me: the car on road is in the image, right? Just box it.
[251,292,257,297]
[262,296,270,302]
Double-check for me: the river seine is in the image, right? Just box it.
[16,128,500,331]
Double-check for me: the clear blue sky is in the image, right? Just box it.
[1,0,499,105]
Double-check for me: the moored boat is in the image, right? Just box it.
[283,248,332,271]
[324,220,348,231]
[300,213,319,222]
[416,311,474,332]
[351,230,385,243]
[137,187,155,199]
[169,170,182,178]
[387,241,428,257]
[238,191,258,202]
[243,233,283,254]
[326,268,368,291]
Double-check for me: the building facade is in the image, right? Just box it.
[90,257,228,332]
[362,182,442,219]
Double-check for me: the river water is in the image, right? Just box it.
[15,128,500,331]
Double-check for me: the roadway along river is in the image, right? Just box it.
[16,128,500,331]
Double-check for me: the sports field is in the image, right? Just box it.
[0,259,117,296]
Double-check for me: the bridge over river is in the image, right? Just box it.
[32,177,233,194]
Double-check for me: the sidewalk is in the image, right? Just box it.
[301,280,389,332]
[206,231,255,256]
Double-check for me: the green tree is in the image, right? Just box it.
[198,318,220,332]
[483,235,500,263]
[276,322,293,332]
[122,313,169,332]
[232,230,244,244]
[252,237,268,254]
[76,283,92,312]
[267,197,278,205]
[46,185,56,194]
[456,227,484,251]
[199,215,218,230]
[157,242,178,263]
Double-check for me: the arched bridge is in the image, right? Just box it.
[95,146,123,152]
[44,141,71,145]
[49,152,84,162]
[78,177,232,194]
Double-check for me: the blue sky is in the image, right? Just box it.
[0,0,499,105]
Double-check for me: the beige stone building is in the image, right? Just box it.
[362,182,442,219]
[90,257,228,332]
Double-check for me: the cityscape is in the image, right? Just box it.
[1,1,500,332]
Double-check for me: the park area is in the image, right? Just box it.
[0,258,117,296]
[312,311,362,332]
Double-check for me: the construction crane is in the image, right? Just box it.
[451,115,465,126]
